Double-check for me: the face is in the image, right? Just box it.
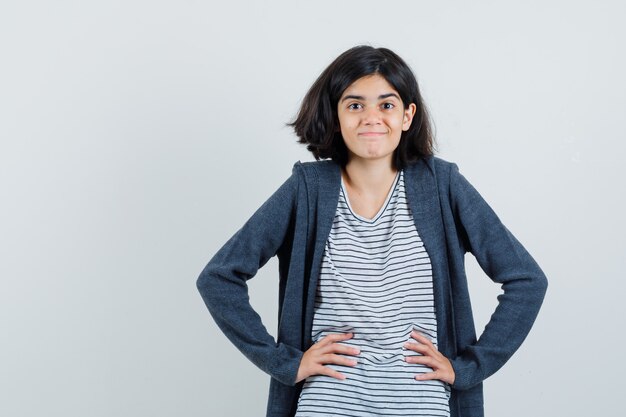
[337,74,416,166]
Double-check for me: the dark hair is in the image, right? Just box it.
[288,45,436,170]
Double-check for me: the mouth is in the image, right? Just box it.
[358,132,386,137]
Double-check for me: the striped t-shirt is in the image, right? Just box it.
[294,169,451,417]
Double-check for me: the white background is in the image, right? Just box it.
[1,1,624,416]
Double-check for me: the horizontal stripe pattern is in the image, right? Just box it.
[295,170,450,417]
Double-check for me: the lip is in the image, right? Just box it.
[358,131,387,137]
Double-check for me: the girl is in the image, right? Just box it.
[196,45,547,417]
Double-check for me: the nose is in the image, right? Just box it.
[362,107,382,125]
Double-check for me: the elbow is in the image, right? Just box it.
[528,268,548,309]
[535,266,548,297]
[196,266,217,304]
[540,271,548,294]
[539,271,548,301]
[196,263,237,308]
[507,267,548,309]
[196,269,208,292]
[521,253,548,302]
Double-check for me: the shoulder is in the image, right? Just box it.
[291,159,339,180]
[405,155,460,180]
[431,155,459,172]
[292,159,336,170]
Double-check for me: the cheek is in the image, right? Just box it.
[388,115,405,130]
[338,117,358,133]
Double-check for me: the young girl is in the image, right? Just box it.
[196,45,547,417]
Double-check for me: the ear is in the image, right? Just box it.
[402,103,417,131]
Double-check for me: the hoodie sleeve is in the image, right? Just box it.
[447,162,548,391]
[196,163,304,386]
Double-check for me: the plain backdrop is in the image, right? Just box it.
[1,1,625,416]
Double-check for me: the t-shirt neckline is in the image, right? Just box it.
[340,170,401,223]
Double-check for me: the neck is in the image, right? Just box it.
[341,156,398,194]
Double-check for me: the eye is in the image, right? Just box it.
[382,102,395,110]
[348,103,363,110]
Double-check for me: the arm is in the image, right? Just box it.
[196,163,304,386]
[447,163,548,390]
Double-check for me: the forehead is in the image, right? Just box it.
[340,74,398,97]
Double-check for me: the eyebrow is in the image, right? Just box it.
[340,93,401,103]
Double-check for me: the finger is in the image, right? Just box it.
[416,369,455,384]
[315,364,348,380]
[410,330,435,348]
[403,342,430,355]
[330,343,360,356]
[319,332,353,346]
[405,354,437,368]
[409,333,441,358]
[320,353,358,367]
[414,371,439,381]
[404,342,440,362]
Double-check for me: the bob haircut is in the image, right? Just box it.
[288,45,436,171]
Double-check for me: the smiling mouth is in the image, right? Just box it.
[358,132,386,137]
